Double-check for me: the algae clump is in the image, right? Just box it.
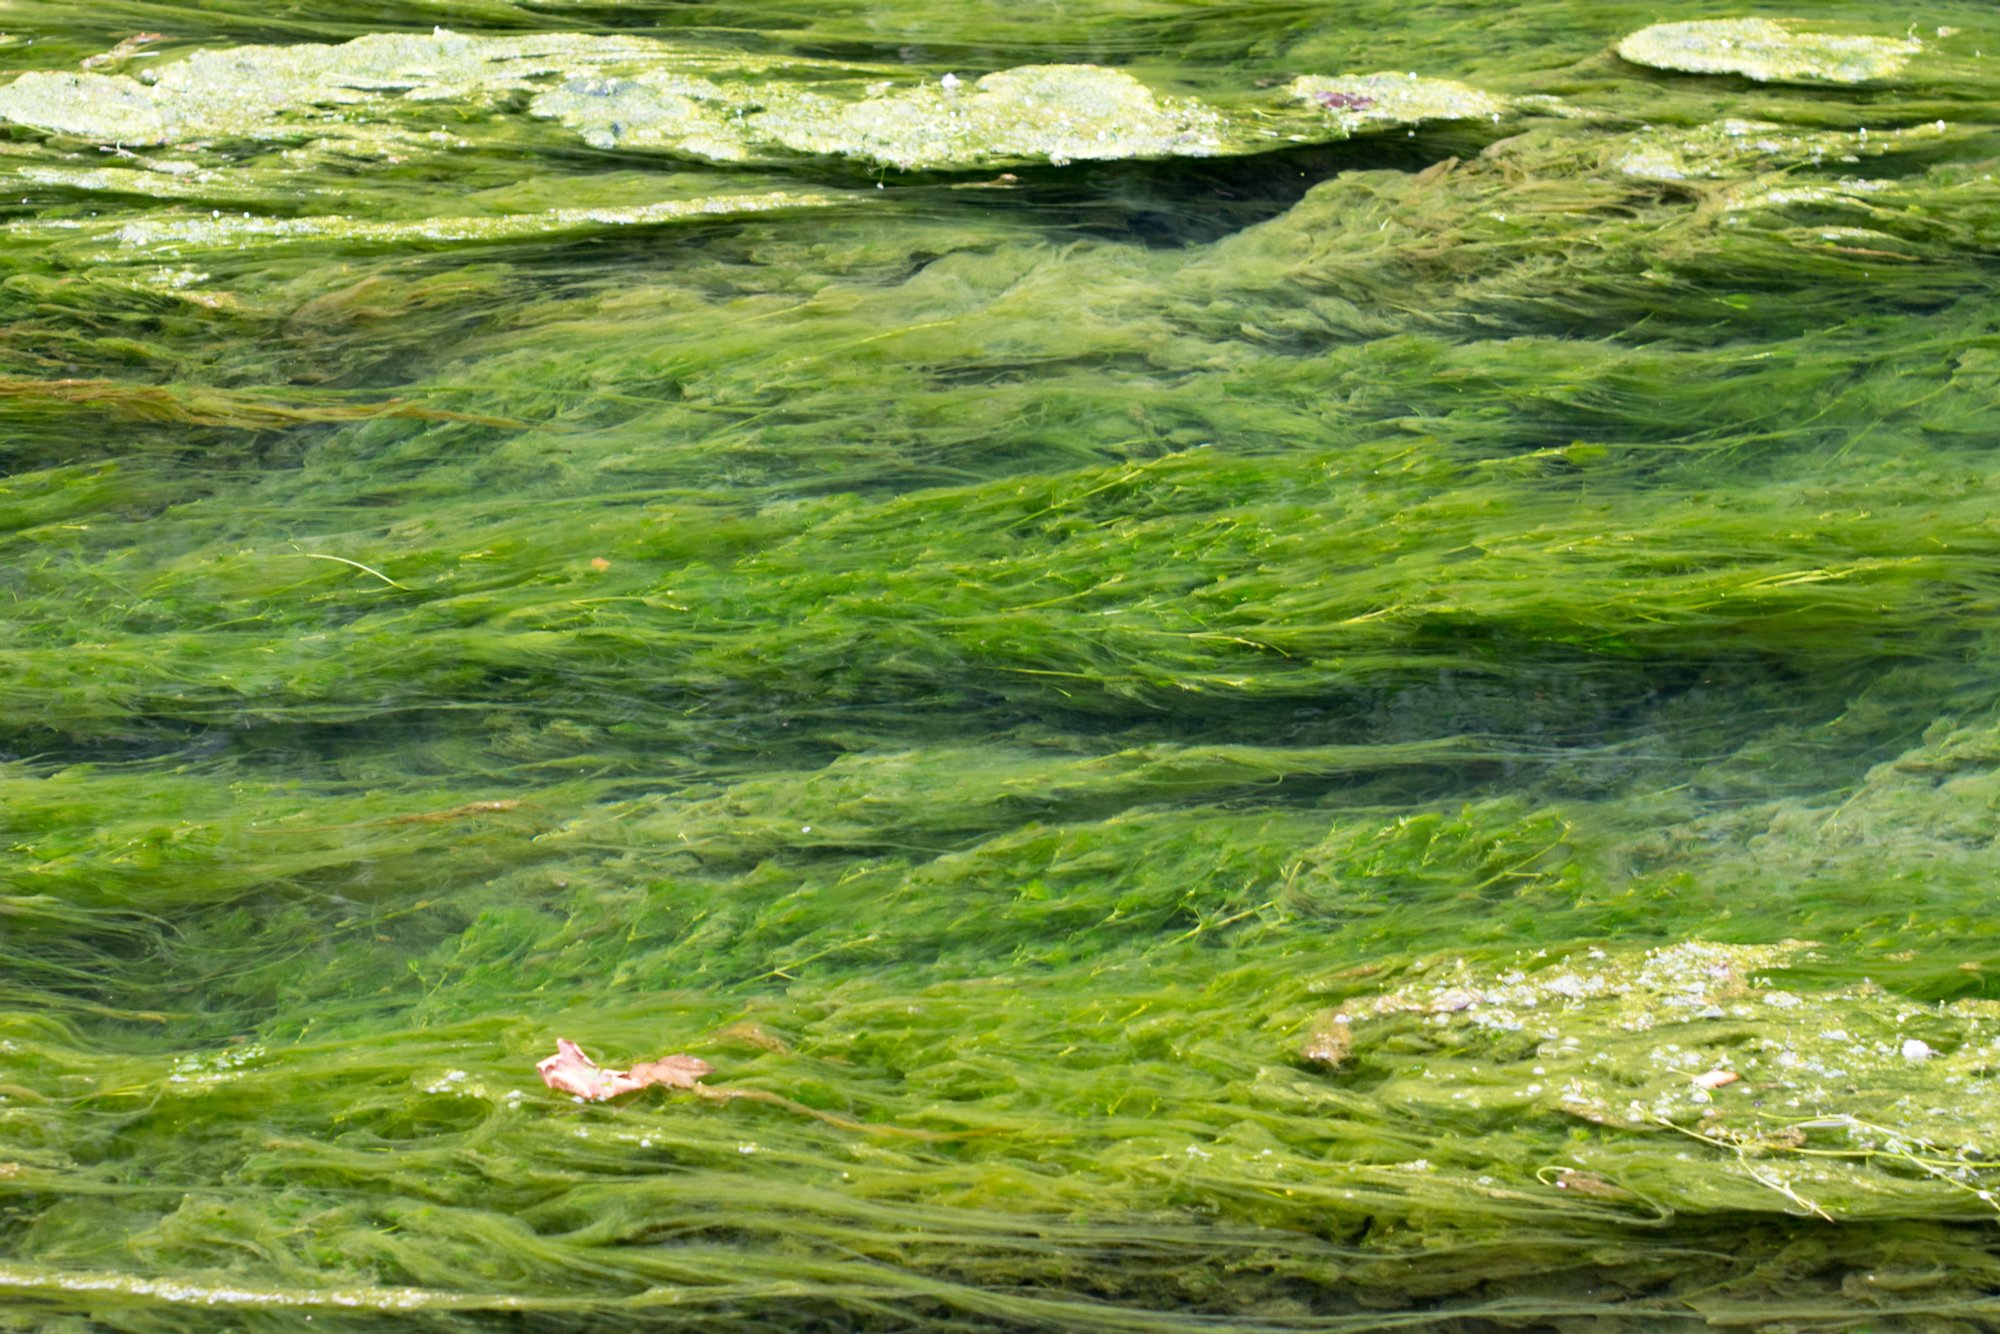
[534,63,1232,169]
[1286,72,1507,130]
[741,65,1225,170]
[0,28,1521,172]
[537,62,1516,169]
[1310,941,2000,1220]
[0,30,688,145]
[1610,117,1953,182]
[1617,19,1924,85]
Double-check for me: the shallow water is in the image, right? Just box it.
[6,3,2000,1329]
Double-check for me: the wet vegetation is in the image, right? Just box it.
[7,1,2000,1328]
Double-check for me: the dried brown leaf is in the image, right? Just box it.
[536,1038,710,1101]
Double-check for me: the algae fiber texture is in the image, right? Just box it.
[11,1,2000,1329]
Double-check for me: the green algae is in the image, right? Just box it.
[8,0,2000,1329]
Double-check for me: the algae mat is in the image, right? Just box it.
[6,1,2000,1329]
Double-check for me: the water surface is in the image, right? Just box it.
[6,2,2000,1328]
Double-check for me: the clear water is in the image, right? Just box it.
[6,3,2000,1328]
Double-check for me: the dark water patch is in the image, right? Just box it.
[899,132,1516,248]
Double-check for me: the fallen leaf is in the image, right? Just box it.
[590,557,611,572]
[536,1038,712,1101]
[1691,1069,1740,1090]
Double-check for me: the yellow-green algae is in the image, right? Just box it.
[9,0,2000,1329]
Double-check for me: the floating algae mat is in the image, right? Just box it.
[11,0,2000,1326]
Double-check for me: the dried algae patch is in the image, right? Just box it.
[529,71,756,161]
[750,65,1224,170]
[0,30,688,145]
[536,63,1230,169]
[1287,72,1508,131]
[1610,118,1954,182]
[1311,942,2000,1219]
[0,28,1520,173]
[542,63,1520,169]
[1617,19,1923,85]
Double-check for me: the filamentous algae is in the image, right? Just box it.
[5,2,2000,1328]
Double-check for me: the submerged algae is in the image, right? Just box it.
[10,1,2000,1329]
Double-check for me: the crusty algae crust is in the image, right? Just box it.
[0,29,1518,172]
[749,65,1224,170]
[1617,19,1923,85]
[529,70,756,162]
[1287,72,1508,131]
[536,63,1229,169]
[0,31,691,146]
[1610,117,1955,182]
[1307,942,2000,1219]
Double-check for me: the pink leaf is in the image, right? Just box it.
[536,1038,711,1101]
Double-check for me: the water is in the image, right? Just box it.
[5,3,2000,1328]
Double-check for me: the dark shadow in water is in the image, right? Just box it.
[939,125,1515,247]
